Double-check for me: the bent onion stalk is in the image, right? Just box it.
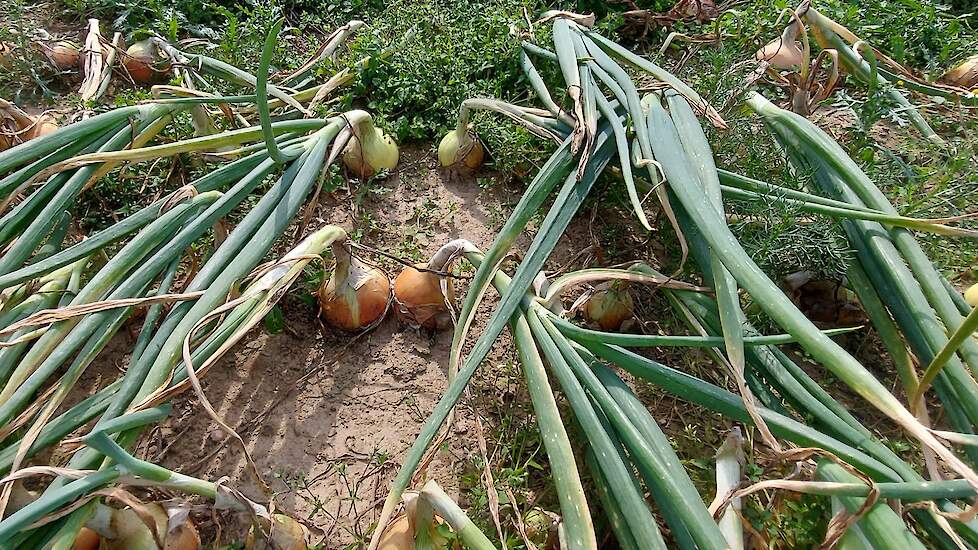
[40,126,358,522]
[640,91,978,502]
[747,93,978,422]
[0,225,347,544]
[803,6,944,146]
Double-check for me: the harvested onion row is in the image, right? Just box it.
[0,19,404,548]
[372,13,978,550]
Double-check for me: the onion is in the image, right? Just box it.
[0,42,16,70]
[245,514,308,550]
[394,264,453,329]
[103,503,199,550]
[124,39,170,84]
[943,55,978,89]
[377,514,414,549]
[38,40,80,71]
[0,100,55,151]
[342,118,399,179]
[966,283,978,307]
[582,281,634,332]
[73,527,101,550]
[375,494,452,550]
[437,126,484,173]
[522,507,554,545]
[165,509,201,550]
[755,20,804,69]
[28,113,58,140]
[394,240,473,330]
[319,241,391,331]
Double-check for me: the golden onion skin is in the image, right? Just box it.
[438,130,484,173]
[377,514,413,550]
[103,504,199,550]
[29,114,58,140]
[754,21,803,70]
[376,512,452,550]
[124,40,170,84]
[245,514,308,550]
[73,527,101,550]
[1,104,56,150]
[965,283,978,307]
[583,285,634,332]
[319,262,391,331]
[394,263,455,330]
[342,126,399,179]
[755,37,802,69]
[943,55,978,89]
[0,42,14,70]
[39,41,80,71]
[165,518,200,550]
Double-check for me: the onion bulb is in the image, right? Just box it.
[376,495,452,550]
[582,281,634,332]
[28,113,58,140]
[394,264,453,330]
[438,126,484,173]
[755,20,804,69]
[965,283,978,307]
[102,503,199,550]
[394,240,473,330]
[245,514,308,550]
[73,528,101,550]
[124,39,170,84]
[522,507,554,546]
[319,241,391,331]
[38,40,80,71]
[0,101,56,151]
[342,117,399,179]
[943,55,978,89]
[0,42,13,70]
[377,514,414,550]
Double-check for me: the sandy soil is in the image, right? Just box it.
[131,145,586,548]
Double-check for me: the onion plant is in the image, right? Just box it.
[748,93,978,446]
[372,14,978,549]
[0,19,404,546]
[755,3,950,144]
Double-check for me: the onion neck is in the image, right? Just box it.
[455,102,474,136]
[345,109,374,142]
[427,239,479,271]
[330,239,355,288]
